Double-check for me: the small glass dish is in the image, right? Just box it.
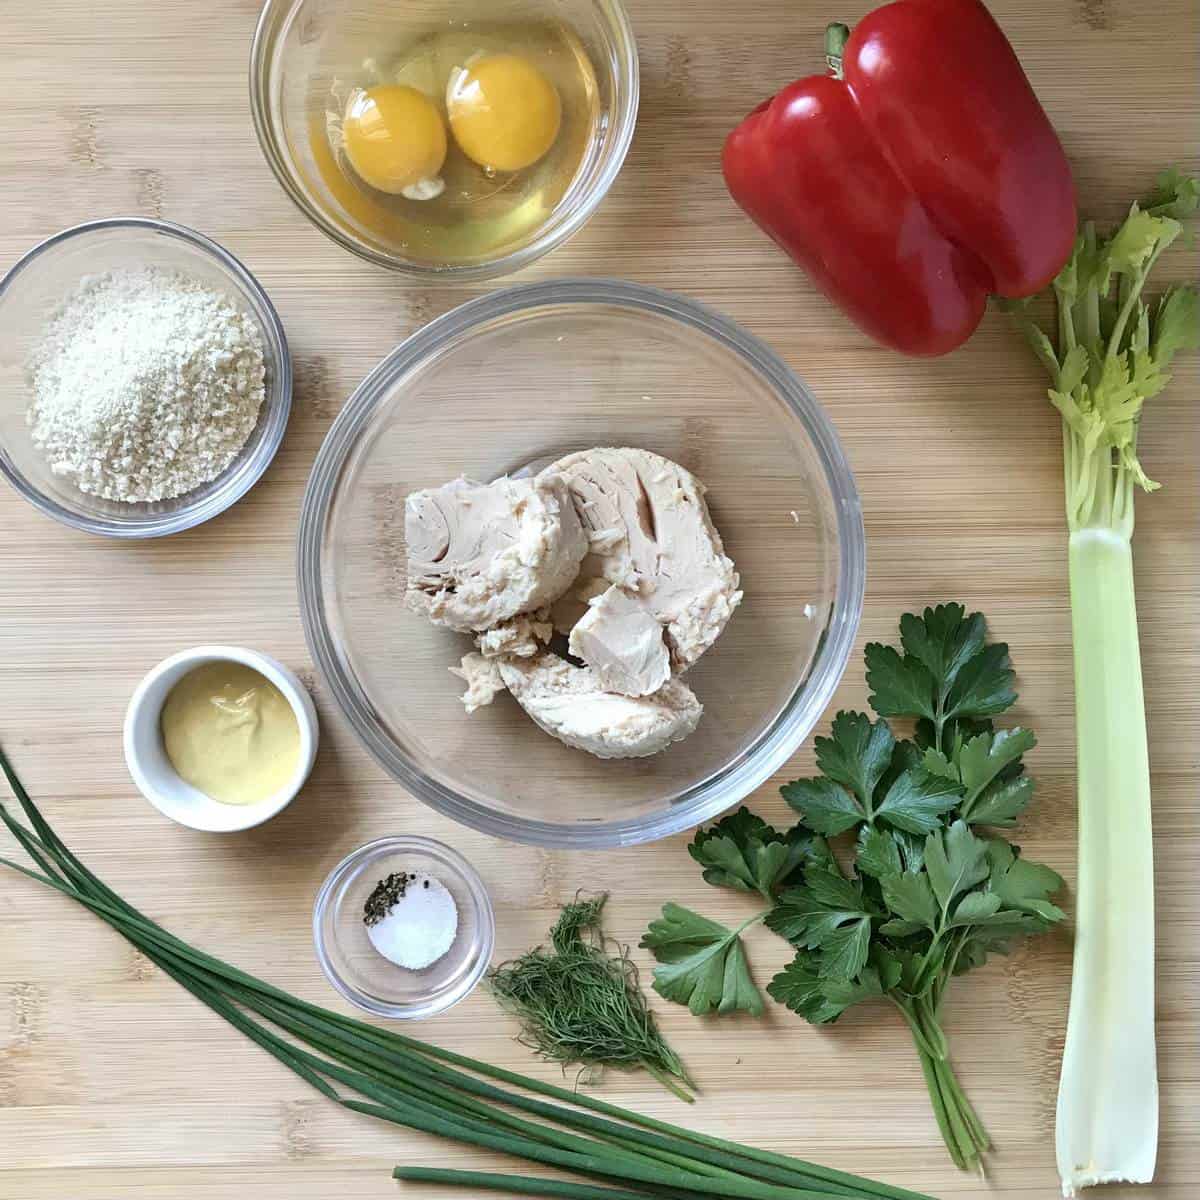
[0,218,292,538]
[249,0,638,278]
[313,836,495,1019]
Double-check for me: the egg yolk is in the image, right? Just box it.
[342,85,447,194]
[447,54,562,173]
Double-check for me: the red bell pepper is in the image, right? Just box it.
[722,0,1076,356]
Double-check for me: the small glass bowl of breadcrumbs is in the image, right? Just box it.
[313,836,495,1019]
[0,218,291,537]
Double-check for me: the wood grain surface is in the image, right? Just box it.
[1,1,1197,1198]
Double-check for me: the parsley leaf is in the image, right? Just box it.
[813,712,895,811]
[688,807,816,899]
[855,826,903,878]
[867,606,1016,760]
[924,820,990,912]
[900,604,986,692]
[879,870,938,934]
[966,777,1033,827]
[780,776,865,836]
[767,959,885,1023]
[640,903,764,1016]
[874,767,962,835]
[985,841,1066,924]
[864,643,935,722]
[958,728,1035,797]
[943,642,1016,722]
[820,921,874,980]
[949,891,1003,926]
[765,866,875,980]
[926,727,1036,826]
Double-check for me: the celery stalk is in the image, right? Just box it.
[1057,527,1157,1194]
[1006,169,1198,1196]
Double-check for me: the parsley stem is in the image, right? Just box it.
[932,695,948,756]
[931,1059,979,1167]
[912,997,949,1061]
[888,998,939,1061]
[915,1047,964,1170]
[893,993,989,1171]
[934,933,967,1014]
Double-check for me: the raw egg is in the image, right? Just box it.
[342,85,447,196]
[447,54,562,173]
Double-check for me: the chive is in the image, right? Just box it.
[394,1166,671,1200]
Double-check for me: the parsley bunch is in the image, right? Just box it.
[641,605,1065,1172]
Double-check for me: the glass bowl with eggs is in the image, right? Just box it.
[250,0,638,277]
[298,280,866,849]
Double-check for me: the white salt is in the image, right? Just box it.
[365,873,458,970]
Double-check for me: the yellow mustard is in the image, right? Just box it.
[160,662,300,806]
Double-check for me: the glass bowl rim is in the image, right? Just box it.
[0,216,293,540]
[297,277,866,849]
[312,834,497,1019]
[248,0,641,281]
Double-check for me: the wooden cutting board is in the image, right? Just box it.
[1,1,1196,1197]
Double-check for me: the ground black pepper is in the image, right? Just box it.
[363,872,414,926]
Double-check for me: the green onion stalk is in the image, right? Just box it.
[0,747,930,1200]
[1005,168,1198,1195]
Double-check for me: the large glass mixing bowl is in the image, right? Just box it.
[299,281,865,847]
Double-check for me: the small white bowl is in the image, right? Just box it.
[124,645,319,832]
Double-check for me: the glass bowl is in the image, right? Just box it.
[0,219,292,538]
[250,0,638,278]
[313,836,495,1018]
[299,279,865,848]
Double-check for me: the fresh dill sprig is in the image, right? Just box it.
[489,895,694,1101]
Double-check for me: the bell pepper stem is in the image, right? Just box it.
[824,22,850,78]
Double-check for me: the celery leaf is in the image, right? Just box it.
[1143,165,1200,220]
[1152,285,1200,367]
[1107,206,1179,275]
